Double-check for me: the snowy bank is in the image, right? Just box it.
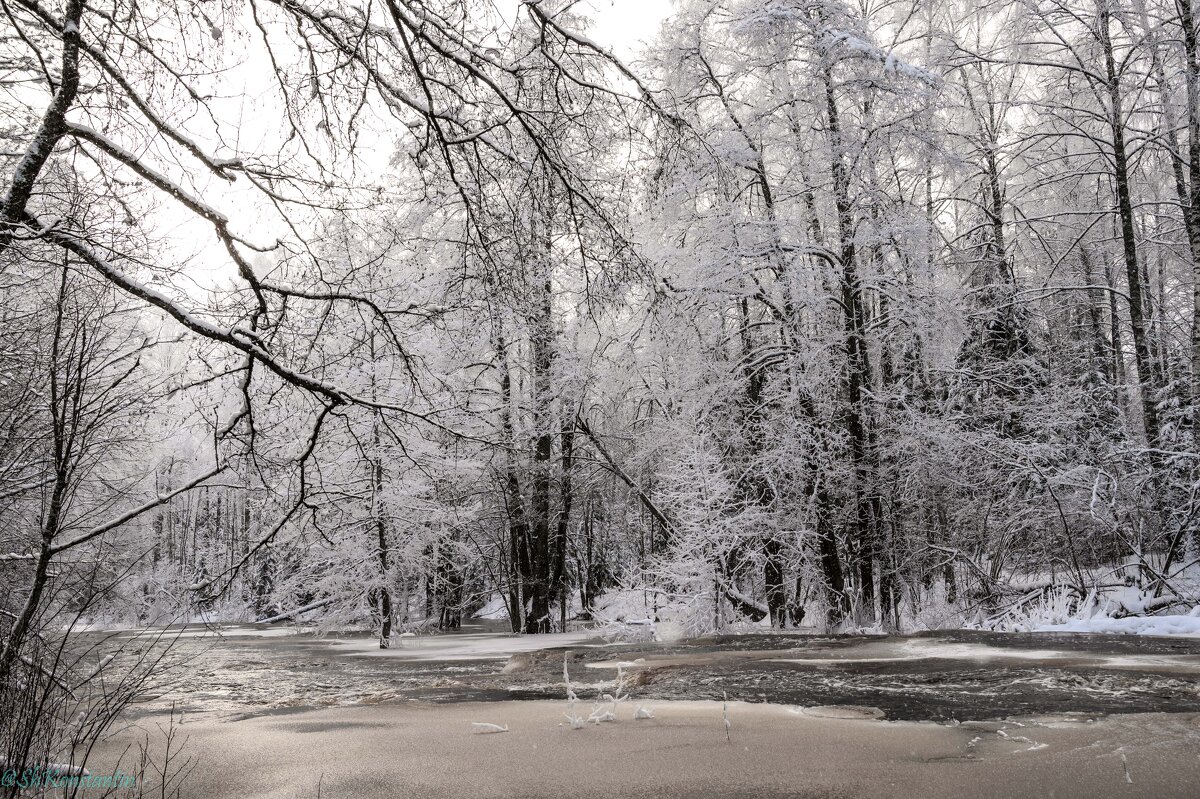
[1034,611,1200,637]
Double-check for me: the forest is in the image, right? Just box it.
[3,0,1200,685]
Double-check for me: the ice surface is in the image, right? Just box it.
[329,629,604,661]
[767,637,1200,671]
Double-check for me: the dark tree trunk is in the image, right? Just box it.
[824,64,879,624]
[1100,1,1161,452]
[492,321,530,633]
[526,263,556,634]
[1163,0,1200,600]
[369,332,393,649]
[578,496,597,616]
[763,537,787,628]
[553,419,575,630]
[814,482,849,625]
[372,460,392,647]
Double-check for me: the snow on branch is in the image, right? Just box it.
[823,30,940,86]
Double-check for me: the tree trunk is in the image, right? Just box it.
[1099,0,1161,452]
[553,418,575,629]
[492,319,529,633]
[824,64,878,624]
[1177,0,1200,431]
[526,256,556,634]
[763,537,787,628]
[369,333,393,648]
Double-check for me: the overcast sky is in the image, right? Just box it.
[583,0,674,58]
[157,0,677,288]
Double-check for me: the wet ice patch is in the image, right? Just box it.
[1018,713,1096,726]
[584,658,646,670]
[791,705,886,720]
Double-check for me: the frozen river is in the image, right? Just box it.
[83,622,1200,798]
[98,620,1200,722]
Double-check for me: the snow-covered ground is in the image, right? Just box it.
[1033,612,1200,637]
[986,581,1200,638]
